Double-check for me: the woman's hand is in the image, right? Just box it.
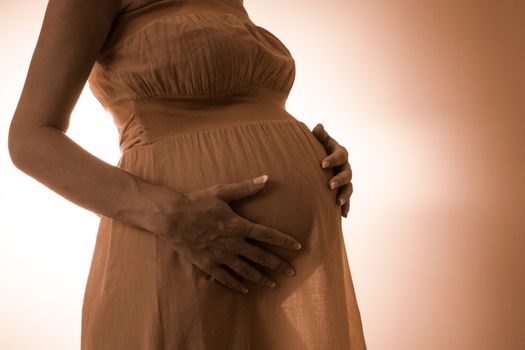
[151,175,303,294]
[311,123,354,218]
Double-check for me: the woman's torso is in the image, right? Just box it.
[82,1,368,349]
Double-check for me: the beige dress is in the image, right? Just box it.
[82,0,367,349]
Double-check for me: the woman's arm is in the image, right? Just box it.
[7,0,303,292]
[7,0,178,232]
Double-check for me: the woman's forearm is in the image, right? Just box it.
[8,125,180,233]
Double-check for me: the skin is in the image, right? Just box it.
[311,123,354,218]
[7,0,353,294]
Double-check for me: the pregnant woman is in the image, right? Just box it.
[8,0,367,349]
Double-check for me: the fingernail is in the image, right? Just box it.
[339,198,345,205]
[322,161,329,168]
[267,280,276,288]
[253,175,268,185]
[330,181,337,189]
[241,287,249,293]
[294,242,302,250]
[285,268,295,276]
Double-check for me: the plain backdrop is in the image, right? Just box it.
[1,0,524,349]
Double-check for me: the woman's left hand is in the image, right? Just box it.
[311,123,353,218]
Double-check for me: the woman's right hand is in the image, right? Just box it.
[152,174,302,294]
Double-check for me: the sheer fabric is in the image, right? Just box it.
[82,1,367,349]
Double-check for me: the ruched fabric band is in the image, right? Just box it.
[106,86,297,154]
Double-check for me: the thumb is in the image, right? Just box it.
[215,174,269,202]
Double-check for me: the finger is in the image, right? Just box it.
[238,241,296,276]
[336,182,353,206]
[312,124,349,169]
[342,200,350,218]
[328,167,352,190]
[206,262,249,294]
[224,256,276,288]
[241,221,302,251]
[321,146,348,169]
[311,123,332,148]
[214,175,269,202]
[312,123,339,155]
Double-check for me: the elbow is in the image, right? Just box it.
[8,124,33,170]
[8,127,23,168]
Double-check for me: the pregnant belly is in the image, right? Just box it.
[226,121,338,262]
[119,118,338,265]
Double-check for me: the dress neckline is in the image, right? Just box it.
[102,2,251,52]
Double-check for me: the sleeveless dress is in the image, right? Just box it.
[82,0,367,349]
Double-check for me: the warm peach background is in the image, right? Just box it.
[1,1,524,349]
